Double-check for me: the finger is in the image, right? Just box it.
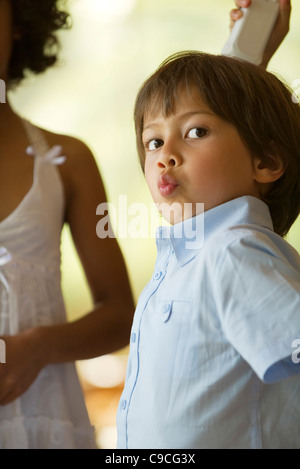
[230,8,243,30]
[235,0,252,7]
[0,386,13,406]
[230,8,243,20]
[0,392,18,406]
[0,380,24,405]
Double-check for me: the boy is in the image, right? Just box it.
[117,51,300,449]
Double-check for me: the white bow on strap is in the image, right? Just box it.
[26,145,67,166]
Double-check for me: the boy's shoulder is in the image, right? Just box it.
[206,223,300,272]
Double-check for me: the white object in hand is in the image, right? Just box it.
[222,0,280,65]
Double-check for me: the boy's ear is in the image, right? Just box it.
[253,153,285,184]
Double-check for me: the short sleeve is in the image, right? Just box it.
[213,230,300,383]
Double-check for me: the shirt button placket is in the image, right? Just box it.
[154,271,162,281]
[121,400,127,410]
[123,264,166,447]
[131,332,136,343]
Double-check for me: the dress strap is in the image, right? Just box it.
[21,119,50,157]
[21,119,66,165]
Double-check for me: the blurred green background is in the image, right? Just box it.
[8,0,300,321]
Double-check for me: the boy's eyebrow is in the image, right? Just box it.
[143,110,215,132]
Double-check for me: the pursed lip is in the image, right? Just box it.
[158,173,179,196]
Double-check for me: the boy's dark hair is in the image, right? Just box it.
[9,0,70,88]
[134,51,300,237]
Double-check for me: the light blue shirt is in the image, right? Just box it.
[117,196,300,449]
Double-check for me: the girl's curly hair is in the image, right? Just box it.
[9,0,71,88]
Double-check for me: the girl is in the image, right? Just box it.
[0,0,134,449]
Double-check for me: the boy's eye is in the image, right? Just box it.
[146,138,164,151]
[187,127,208,138]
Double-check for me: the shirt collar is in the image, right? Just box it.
[155,196,274,267]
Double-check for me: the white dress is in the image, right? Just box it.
[0,120,97,449]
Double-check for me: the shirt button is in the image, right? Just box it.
[131,332,136,343]
[163,303,171,314]
[154,271,162,280]
[121,400,127,410]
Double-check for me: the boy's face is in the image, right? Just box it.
[143,87,261,224]
[0,0,14,81]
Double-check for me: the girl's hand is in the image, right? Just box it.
[0,331,45,405]
[229,0,292,68]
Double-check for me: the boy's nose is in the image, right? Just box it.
[157,144,182,168]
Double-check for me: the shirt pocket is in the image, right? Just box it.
[159,300,192,324]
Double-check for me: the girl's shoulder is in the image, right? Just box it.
[41,127,96,168]
[36,126,105,205]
